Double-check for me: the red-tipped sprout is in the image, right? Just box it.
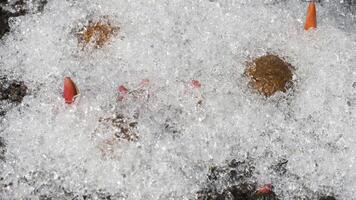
[63,77,79,104]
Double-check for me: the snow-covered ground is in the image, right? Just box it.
[0,0,355,199]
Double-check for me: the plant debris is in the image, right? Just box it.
[77,16,119,48]
[97,114,139,142]
[117,80,151,102]
[93,114,139,158]
[245,54,294,97]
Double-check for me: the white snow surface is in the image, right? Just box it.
[0,0,356,199]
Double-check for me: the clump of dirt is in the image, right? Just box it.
[0,76,28,103]
[77,16,119,48]
[245,54,294,97]
[196,159,279,200]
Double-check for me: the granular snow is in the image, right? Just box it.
[0,0,355,199]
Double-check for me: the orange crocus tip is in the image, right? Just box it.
[191,80,201,88]
[304,1,317,30]
[118,85,128,94]
[256,184,273,194]
[63,77,79,104]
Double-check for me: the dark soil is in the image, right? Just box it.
[0,75,27,119]
[0,7,16,38]
[197,159,337,200]
[319,196,336,200]
[197,159,279,200]
[0,76,27,104]
[0,76,27,162]
[0,7,7,37]
[0,0,47,39]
